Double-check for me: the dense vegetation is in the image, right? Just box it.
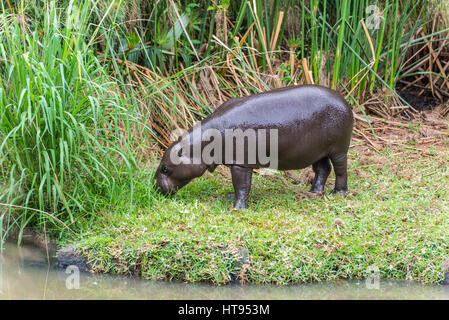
[0,0,448,284]
[74,143,449,284]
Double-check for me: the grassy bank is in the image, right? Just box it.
[60,122,449,285]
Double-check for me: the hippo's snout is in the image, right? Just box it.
[155,170,191,195]
[155,173,176,195]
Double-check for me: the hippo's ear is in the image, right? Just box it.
[206,164,217,173]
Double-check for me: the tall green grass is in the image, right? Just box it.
[98,0,448,110]
[0,0,138,243]
[299,0,448,98]
[89,0,449,151]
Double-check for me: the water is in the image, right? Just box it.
[1,242,449,300]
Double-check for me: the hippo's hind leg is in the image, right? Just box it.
[329,152,349,196]
[230,165,253,209]
[310,157,331,193]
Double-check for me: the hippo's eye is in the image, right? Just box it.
[161,165,169,174]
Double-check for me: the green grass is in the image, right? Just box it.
[61,140,449,285]
[0,0,140,243]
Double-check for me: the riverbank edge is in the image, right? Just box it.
[7,203,449,286]
[56,243,252,284]
[54,243,449,285]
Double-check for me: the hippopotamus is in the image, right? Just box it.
[154,85,354,209]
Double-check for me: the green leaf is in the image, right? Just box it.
[158,13,190,50]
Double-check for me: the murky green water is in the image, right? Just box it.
[1,242,449,300]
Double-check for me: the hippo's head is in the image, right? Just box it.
[154,139,210,195]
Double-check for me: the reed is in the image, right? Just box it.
[0,0,138,241]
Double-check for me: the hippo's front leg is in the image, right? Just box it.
[230,165,253,209]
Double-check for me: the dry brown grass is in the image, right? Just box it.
[106,32,449,162]
[353,105,448,152]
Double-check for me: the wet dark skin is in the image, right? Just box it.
[155,85,354,209]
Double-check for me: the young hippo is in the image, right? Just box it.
[154,85,354,209]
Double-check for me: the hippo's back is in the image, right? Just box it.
[204,85,352,131]
[201,85,353,169]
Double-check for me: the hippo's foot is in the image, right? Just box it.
[226,193,248,210]
[233,198,248,210]
[309,187,325,193]
[330,189,348,197]
[230,165,252,210]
